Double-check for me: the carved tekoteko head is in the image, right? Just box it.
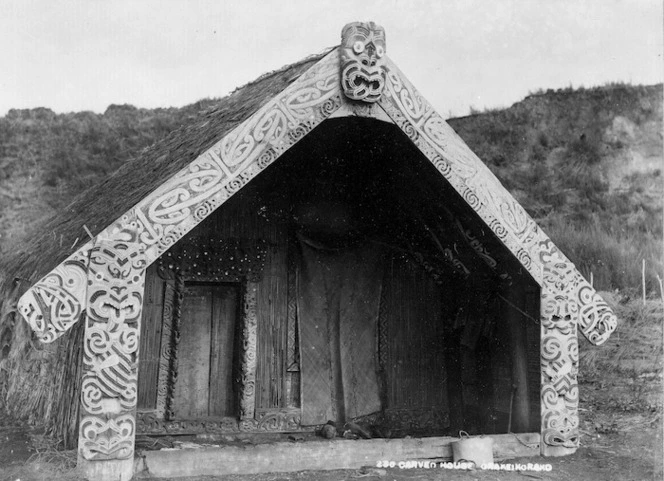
[340,21,386,103]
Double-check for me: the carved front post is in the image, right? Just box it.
[78,239,146,481]
[540,261,579,456]
[239,282,258,429]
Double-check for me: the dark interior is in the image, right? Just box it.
[137,117,541,439]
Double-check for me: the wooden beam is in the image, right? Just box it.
[140,433,540,477]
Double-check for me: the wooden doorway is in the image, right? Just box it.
[173,283,240,418]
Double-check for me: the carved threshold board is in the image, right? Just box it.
[140,432,541,477]
[137,409,303,435]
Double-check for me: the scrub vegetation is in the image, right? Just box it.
[448,83,663,296]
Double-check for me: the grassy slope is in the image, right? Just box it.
[448,83,663,293]
[0,100,218,259]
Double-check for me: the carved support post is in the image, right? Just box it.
[540,262,579,456]
[154,275,175,419]
[239,282,258,428]
[77,239,146,481]
[165,271,184,420]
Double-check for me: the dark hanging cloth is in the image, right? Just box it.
[296,235,384,426]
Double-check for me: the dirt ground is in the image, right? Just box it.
[1,375,661,481]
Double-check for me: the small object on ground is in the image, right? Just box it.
[354,466,387,477]
[319,423,337,439]
[288,434,305,442]
[345,422,372,439]
[172,441,209,449]
[342,430,359,439]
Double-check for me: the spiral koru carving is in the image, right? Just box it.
[79,239,146,461]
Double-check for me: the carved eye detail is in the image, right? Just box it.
[375,45,385,58]
[353,41,365,54]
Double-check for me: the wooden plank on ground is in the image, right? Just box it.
[141,433,541,477]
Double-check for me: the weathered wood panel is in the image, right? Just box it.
[255,244,288,409]
[174,284,239,418]
[209,285,239,416]
[176,285,214,418]
[137,265,165,410]
[382,255,448,413]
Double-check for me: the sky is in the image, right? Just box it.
[1,0,662,118]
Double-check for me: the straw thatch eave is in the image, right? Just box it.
[0,52,328,300]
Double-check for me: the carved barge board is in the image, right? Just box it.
[17,41,616,349]
[141,433,541,477]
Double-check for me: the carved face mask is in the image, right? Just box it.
[340,22,386,103]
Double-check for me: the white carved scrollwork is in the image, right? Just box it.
[239,283,258,421]
[17,248,91,343]
[79,239,146,461]
[378,56,616,346]
[17,50,343,344]
[540,260,580,451]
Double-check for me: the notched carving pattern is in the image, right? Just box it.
[239,283,258,420]
[18,52,343,343]
[379,58,616,345]
[540,262,580,450]
[18,249,90,343]
[79,240,146,461]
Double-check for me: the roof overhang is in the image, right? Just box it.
[16,27,617,346]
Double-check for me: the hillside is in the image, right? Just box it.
[448,83,663,293]
[0,83,661,293]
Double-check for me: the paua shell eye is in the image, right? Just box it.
[375,45,385,58]
[353,41,365,54]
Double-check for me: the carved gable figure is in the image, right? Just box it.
[340,21,386,103]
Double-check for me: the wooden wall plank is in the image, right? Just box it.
[256,244,288,409]
[175,286,213,418]
[384,255,448,412]
[138,265,165,410]
[209,285,239,416]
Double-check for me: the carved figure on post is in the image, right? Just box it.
[340,21,386,103]
[78,239,146,480]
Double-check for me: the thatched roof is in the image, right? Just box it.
[0,52,329,299]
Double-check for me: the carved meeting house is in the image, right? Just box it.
[16,21,617,480]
